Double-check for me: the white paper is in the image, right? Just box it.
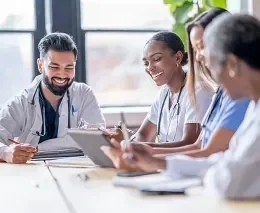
[113,172,201,192]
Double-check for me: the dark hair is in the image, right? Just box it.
[38,32,78,59]
[204,14,260,70]
[186,8,230,103]
[146,31,188,66]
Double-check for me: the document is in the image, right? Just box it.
[37,135,81,152]
[113,172,201,192]
[113,173,172,188]
[32,136,84,161]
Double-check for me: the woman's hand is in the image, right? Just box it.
[103,127,124,144]
[122,143,166,172]
[100,139,139,171]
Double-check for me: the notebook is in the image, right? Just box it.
[31,148,84,161]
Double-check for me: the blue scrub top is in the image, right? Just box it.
[201,88,250,148]
[38,86,61,143]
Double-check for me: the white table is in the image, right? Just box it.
[0,157,259,213]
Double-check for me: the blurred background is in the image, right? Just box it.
[0,0,255,127]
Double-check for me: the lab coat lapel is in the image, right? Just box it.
[58,93,69,137]
[24,91,42,146]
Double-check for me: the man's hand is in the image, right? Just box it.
[2,144,37,164]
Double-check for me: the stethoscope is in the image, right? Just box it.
[30,81,71,137]
[201,87,223,129]
[157,85,184,142]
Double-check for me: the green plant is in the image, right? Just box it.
[163,0,226,48]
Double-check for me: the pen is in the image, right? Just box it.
[121,136,136,152]
[8,138,20,144]
[119,112,130,139]
[128,136,136,143]
[8,138,38,153]
[116,121,122,129]
[121,122,130,140]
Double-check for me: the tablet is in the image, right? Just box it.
[67,128,115,168]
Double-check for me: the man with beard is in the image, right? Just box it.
[0,32,105,164]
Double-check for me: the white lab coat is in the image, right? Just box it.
[0,75,105,154]
[204,99,260,199]
[165,100,260,199]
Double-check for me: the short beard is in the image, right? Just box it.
[42,71,74,96]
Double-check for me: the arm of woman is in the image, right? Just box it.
[151,129,202,154]
[181,128,234,157]
[148,124,201,148]
[133,87,164,142]
[133,118,157,142]
[179,97,250,158]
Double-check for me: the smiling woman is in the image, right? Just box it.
[101,31,214,169]
[107,32,213,146]
[134,31,213,145]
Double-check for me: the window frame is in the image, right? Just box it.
[0,0,46,79]
[2,0,169,108]
[79,1,170,107]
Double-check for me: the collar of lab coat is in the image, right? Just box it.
[26,74,42,104]
[24,74,72,138]
[25,74,72,106]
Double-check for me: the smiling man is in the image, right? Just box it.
[0,32,105,164]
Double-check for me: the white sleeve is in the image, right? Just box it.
[184,86,213,124]
[165,154,213,178]
[0,96,26,160]
[204,123,260,199]
[146,88,166,125]
[0,96,25,146]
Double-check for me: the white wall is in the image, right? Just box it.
[227,0,249,13]
[247,0,260,20]
[227,0,260,20]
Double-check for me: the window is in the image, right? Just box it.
[0,0,35,106]
[0,34,33,105]
[81,0,173,29]
[81,0,173,107]
[0,0,35,30]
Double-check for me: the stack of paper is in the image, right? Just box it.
[113,173,172,188]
